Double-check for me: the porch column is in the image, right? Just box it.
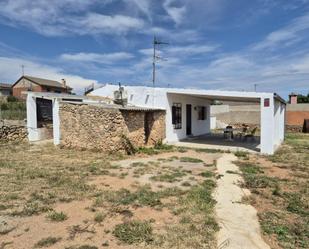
[279,102,286,142]
[260,96,275,155]
[52,98,61,145]
[27,94,39,142]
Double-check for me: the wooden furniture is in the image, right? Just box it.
[223,126,234,140]
[244,127,257,141]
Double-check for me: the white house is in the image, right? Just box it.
[90,84,286,155]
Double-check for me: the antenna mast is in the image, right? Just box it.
[21,64,25,76]
[152,36,168,88]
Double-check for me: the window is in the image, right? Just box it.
[172,103,182,129]
[197,106,206,120]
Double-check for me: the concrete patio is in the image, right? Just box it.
[171,133,260,153]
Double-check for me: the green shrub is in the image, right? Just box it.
[113,220,153,244]
[180,157,203,163]
[150,170,186,183]
[46,211,68,222]
[7,96,18,102]
[35,237,61,247]
[199,171,215,178]
[94,212,106,223]
[0,102,8,110]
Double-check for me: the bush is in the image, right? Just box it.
[0,100,26,120]
[0,103,8,110]
[34,237,61,247]
[46,211,68,222]
[7,96,18,102]
[180,157,204,163]
[113,220,153,244]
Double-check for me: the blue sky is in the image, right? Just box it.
[0,0,309,98]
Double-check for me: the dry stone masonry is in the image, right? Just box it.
[0,121,27,142]
[59,103,165,153]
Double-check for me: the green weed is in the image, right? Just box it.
[113,220,153,244]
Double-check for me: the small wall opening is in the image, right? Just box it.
[144,111,154,144]
[36,98,53,139]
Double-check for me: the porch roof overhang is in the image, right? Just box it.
[166,89,285,104]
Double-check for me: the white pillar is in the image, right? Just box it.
[279,103,286,142]
[27,94,39,141]
[260,96,275,155]
[53,98,61,145]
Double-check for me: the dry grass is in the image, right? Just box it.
[0,142,219,248]
[236,133,309,249]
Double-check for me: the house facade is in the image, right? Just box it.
[0,83,12,96]
[12,75,72,99]
[90,84,286,155]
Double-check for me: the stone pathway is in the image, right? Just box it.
[214,154,270,249]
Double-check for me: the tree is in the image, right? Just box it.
[297,93,309,103]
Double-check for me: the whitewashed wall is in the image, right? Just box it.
[91,85,286,155]
[166,93,211,142]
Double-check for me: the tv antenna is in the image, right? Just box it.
[152,36,168,87]
[254,83,258,92]
[21,64,25,76]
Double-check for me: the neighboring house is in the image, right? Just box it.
[0,83,12,96]
[286,92,309,131]
[89,84,286,155]
[12,75,72,99]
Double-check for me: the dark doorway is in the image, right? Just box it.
[36,98,52,127]
[144,112,154,144]
[186,104,192,135]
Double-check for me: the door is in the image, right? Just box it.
[186,104,192,135]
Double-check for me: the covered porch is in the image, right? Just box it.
[166,89,286,155]
[173,133,260,153]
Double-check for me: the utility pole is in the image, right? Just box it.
[21,64,25,76]
[254,84,258,92]
[152,36,168,88]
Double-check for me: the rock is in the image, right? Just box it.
[0,216,17,235]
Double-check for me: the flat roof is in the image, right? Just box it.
[61,101,163,111]
[23,91,86,100]
[99,84,286,104]
[24,91,163,111]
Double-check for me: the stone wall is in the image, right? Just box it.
[145,111,166,146]
[211,104,261,126]
[0,120,27,142]
[59,103,166,153]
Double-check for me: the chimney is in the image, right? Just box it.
[61,79,66,88]
[289,92,298,104]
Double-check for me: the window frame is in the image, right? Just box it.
[197,106,207,120]
[172,103,182,129]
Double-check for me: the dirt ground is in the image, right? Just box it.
[235,133,309,249]
[0,143,221,249]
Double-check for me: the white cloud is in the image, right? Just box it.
[60,52,134,64]
[0,0,145,36]
[74,13,144,35]
[163,0,186,25]
[167,44,218,55]
[0,56,98,93]
[127,0,152,20]
[253,13,309,50]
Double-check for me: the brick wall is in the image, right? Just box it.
[286,111,309,126]
[59,103,166,153]
[13,85,43,99]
